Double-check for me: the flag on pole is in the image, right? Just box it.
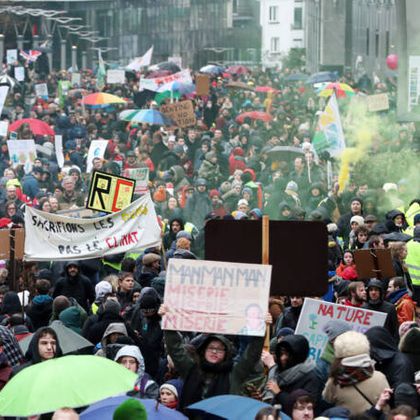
[96,50,106,91]
[312,93,346,158]
[19,50,42,63]
[126,46,154,71]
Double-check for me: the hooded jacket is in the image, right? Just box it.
[264,335,317,405]
[365,326,414,388]
[399,327,420,372]
[59,306,83,335]
[26,295,53,331]
[95,322,129,359]
[114,345,159,399]
[362,279,399,340]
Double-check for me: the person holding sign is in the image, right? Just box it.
[159,305,271,411]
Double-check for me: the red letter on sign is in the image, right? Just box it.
[112,179,133,212]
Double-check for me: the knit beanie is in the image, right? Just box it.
[350,215,364,226]
[323,320,352,343]
[285,181,298,193]
[160,378,183,400]
[394,383,418,409]
[333,331,370,358]
[113,398,147,420]
[95,280,113,300]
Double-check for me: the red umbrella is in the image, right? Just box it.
[236,111,273,124]
[255,86,280,93]
[226,65,251,75]
[9,118,55,137]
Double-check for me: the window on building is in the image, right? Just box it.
[366,28,370,55]
[375,29,379,58]
[269,6,279,22]
[293,7,303,29]
[385,30,390,56]
[270,37,280,53]
[293,38,303,48]
[233,0,238,14]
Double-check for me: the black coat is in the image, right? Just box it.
[280,306,303,331]
[25,297,53,331]
[82,308,125,345]
[366,326,415,389]
[362,299,399,340]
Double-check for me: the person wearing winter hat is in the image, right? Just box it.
[113,398,147,420]
[114,345,159,399]
[237,198,249,214]
[393,383,419,413]
[322,330,390,415]
[337,198,364,249]
[159,378,183,409]
[93,280,113,314]
[363,279,399,339]
[284,181,301,209]
[139,253,161,288]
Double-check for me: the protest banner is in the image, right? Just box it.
[55,135,65,168]
[86,140,109,173]
[87,170,135,214]
[57,207,94,218]
[161,100,196,128]
[139,69,192,92]
[295,298,387,361]
[162,259,272,336]
[71,72,81,86]
[367,93,390,112]
[123,167,149,194]
[24,193,161,261]
[34,83,48,99]
[7,139,37,173]
[196,74,210,96]
[6,50,17,64]
[106,69,126,84]
[0,121,8,138]
[14,67,25,82]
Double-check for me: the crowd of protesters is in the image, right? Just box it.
[0,53,418,420]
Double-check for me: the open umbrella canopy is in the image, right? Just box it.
[284,72,308,82]
[82,92,126,107]
[318,82,355,98]
[0,355,137,417]
[226,65,250,75]
[149,61,181,74]
[119,109,174,125]
[306,71,338,85]
[266,146,306,162]
[236,111,273,124]
[157,81,195,95]
[255,86,280,93]
[226,81,255,91]
[9,118,55,136]
[19,321,93,355]
[81,396,187,420]
[200,64,225,75]
[187,395,288,420]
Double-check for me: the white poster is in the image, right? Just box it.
[123,167,149,194]
[24,193,162,261]
[71,72,81,86]
[0,85,9,117]
[163,259,272,336]
[408,56,420,112]
[14,67,25,82]
[34,83,48,99]
[55,135,64,168]
[106,70,125,84]
[295,298,387,361]
[0,121,9,138]
[6,50,17,64]
[7,139,37,173]
[139,69,192,92]
[86,139,109,173]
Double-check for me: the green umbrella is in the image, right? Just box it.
[0,355,137,417]
[155,90,181,105]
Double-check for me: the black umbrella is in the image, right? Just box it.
[383,232,412,243]
[149,61,181,74]
[266,146,305,162]
[306,71,338,85]
[284,72,308,82]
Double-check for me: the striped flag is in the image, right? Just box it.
[19,50,42,63]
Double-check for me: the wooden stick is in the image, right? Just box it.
[262,215,270,351]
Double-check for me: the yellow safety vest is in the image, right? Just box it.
[406,241,420,286]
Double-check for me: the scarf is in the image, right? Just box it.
[388,288,408,304]
[336,364,374,386]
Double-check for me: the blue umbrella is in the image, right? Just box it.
[80,396,187,420]
[157,81,196,96]
[119,109,174,125]
[305,71,338,85]
[200,64,225,75]
[187,395,290,420]
[284,72,308,82]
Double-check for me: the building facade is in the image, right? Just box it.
[259,0,305,68]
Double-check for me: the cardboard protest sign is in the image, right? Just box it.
[24,194,161,261]
[34,83,48,99]
[86,140,109,173]
[7,139,37,173]
[0,229,24,260]
[163,259,272,336]
[87,170,135,214]
[55,135,65,168]
[71,72,81,86]
[14,67,25,82]
[0,121,8,138]
[205,220,328,296]
[295,298,387,361]
[123,167,149,195]
[161,100,196,128]
[106,69,126,84]
[196,74,210,96]
[6,50,17,64]
[354,249,395,280]
[367,93,389,112]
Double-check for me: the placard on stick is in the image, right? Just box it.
[161,100,196,128]
[205,220,328,296]
[353,249,395,280]
[196,74,210,96]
